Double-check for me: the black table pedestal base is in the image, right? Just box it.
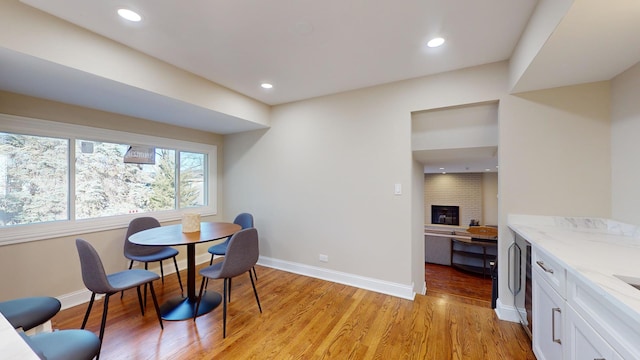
[159,291,222,321]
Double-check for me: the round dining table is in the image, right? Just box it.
[128,221,241,321]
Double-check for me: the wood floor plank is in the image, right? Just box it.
[50,263,533,359]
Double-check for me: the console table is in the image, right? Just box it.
[450,236,497,277]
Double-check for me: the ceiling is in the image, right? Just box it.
[3,0,640,172]
[16,0,538,106]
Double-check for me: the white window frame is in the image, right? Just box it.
[0,113,217,245]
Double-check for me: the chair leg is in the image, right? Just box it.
[228,278,232,303]
[159,260,165,283]
[148,282,163,330]
[143,284,148,309]
[121,260,135,299]
[136,286,145,316]
[252,266,258,281]
[143,263,149,309]
[98,294,110,342]
[204,254,215,291]
[81,292,96,329]
[193,277,207,321]
[173,256,184,295]
[249,271,262,313]
[223,278,229,338]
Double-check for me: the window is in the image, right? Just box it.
[0,114,217,245]
[179,151,207,208]
[0,132,69,226]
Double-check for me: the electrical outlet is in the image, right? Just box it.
[319,254,329,262]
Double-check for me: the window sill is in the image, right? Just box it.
[0,207,217,246]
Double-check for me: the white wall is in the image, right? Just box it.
[497,81,612,313]
[224,64,613,309]
[412,102,498,151]
[223,62,509,297]
[611,62,640,224]
[412,159,427,294]
[223,91,414,287]
[482,172,499,225]
[509,0,574,92]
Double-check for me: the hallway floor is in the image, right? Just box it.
[425,262,493,307]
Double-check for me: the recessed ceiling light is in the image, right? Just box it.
[427,37,445,48]
[439,167,445,170]
[261,83,273,89]
[118,8,142,22]
[485,168,491,172]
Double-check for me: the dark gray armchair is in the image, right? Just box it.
[75,238,163,357]
[124,217,183,295]
[19,328,100,360]
[195,227,261,338]
[0,296,60,331]
[1,296,100,360]
[206,213,257,288]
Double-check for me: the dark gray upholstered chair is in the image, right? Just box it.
[195,227,262,338]
[124,217,183,295]
[19,328,100,360]
[0,296,60,331]
[207,213,257,279]
[75,238,163,352]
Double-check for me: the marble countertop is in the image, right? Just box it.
[508,214,640,326]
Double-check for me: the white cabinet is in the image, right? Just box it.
[510,217,640,360]
[566,305,622,360]
[567,272,640,359]
[531,246,639,360]
[533,253,565,360]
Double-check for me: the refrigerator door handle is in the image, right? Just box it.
[507,242,522,295]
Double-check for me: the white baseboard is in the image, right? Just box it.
[58,254,416,309]
[494,297,523,323]
[257,256,415,300]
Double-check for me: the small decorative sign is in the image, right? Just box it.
[80,141,94,153]
[124,145,156,164]
[181,213,201,233]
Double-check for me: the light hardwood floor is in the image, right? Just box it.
[52,262,534,359]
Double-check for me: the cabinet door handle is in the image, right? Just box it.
[552,307,562,344]
[536,260,554,274]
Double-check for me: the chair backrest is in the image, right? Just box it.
[76,238,114,294]
[124,217,163,257]
[234,213,254,229]
[217,228,259,279]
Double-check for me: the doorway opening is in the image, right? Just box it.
[411,101,499,307]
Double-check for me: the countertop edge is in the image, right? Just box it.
[507,215,640,330]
